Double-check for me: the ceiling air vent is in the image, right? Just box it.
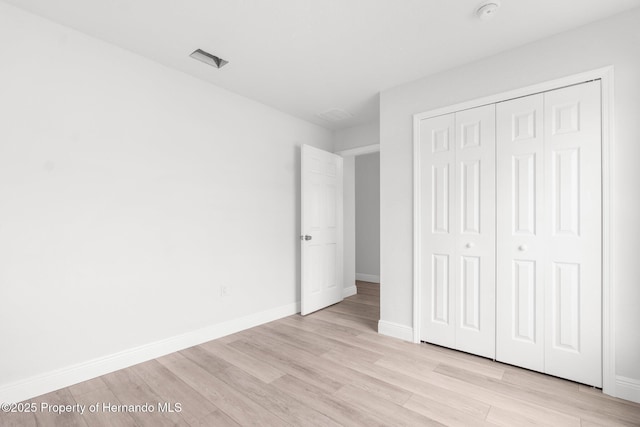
[190,49,228,69]
[317,108,353,122]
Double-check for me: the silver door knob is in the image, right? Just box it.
[465,242,475,248]
[300,235,312,241]
[518,244,528,251]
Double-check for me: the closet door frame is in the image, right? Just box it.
[413,66,614,396]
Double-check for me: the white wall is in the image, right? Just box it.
[0,3,333,401]
[380,8,640,397]
[334,121,379,152]
[342,156,357,296]
[355,153,380,281]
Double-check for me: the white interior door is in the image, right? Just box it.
[543,81,601,387]
[419,105,496,358]
[301,144,343,315]
[496,93,546,372]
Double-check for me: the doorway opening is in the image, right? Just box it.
[354,151,380,322]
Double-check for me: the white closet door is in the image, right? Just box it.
[419,105,495,358]
[419,113,456,348]
[496,81,602,386]
[543,81,602,387]
[496,94,545,371]
[454,105,496,359]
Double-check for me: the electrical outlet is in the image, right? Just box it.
[220,285,230,297]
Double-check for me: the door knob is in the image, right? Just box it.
[518,244,528,251]
[465,242,475,248]
[300,235,312,241]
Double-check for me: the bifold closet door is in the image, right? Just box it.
[496,81,602,387]
[419,113,456,349]
[496,93,545,372]
[544,82,602,387]
[419,105,495,359]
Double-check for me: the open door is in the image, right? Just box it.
[301,144,343,315]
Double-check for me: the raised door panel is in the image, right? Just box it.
[460,256,481,331]
[460,160,480,234]
[432,254,450,324]
[496,93,545,372]
[432,164,450,234]
[544,81,601,387]
[512,260,537,343]
[419,114,456,348]
[454,104,495,359]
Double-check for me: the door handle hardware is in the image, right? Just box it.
[465,242,475,249]
[300,235,312,241]
[518,244,528,251]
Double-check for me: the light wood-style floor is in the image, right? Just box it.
[3,281,640,426]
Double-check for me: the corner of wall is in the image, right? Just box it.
[378,320,414,342]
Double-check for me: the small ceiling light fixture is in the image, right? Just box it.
[190,49,228,69]
[476,1,501,21]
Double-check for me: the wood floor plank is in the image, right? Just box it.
[334,383,445,427]
[199,339,285,383]
[402,393,494,427]
[354,281,380,296]
[194,410,241,427]
[439,363,640,426]
[484,405,542,427]
[228,335,345,394]
[324,299,380,320]
[101,367,187,427]
[279,312,364,337]
[67,377,111,398]
[323,348,492,417]
[357,331,507,379]
[156,351,288,426]
[129,358,219,425]
[29,389,88,427]
[13,280,640,427]
[232,328,412,405]
[263,320,384,363]
[310,307,378,331]
[182,346,340,427]
[0,407,38,427]
[70,385,137,427]
[346,293,380,306]
[256,322,335,356]
[270,374,389,427]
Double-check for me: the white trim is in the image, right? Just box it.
[614,376,640,403]
[356,273,380,283]
[378,320,414,342]
[599,68,616,398]
[413,67,613,121]
[335,144,380,157]
[0,301,300,404]
[413,111,421,344]
[343,285,358,298]
[413,66,616,394]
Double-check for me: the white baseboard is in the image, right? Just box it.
[0,301,300,404]
[378,320,413,342]
[343,285,357,298]
[614,376,640,403]
[356,273,380,283]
